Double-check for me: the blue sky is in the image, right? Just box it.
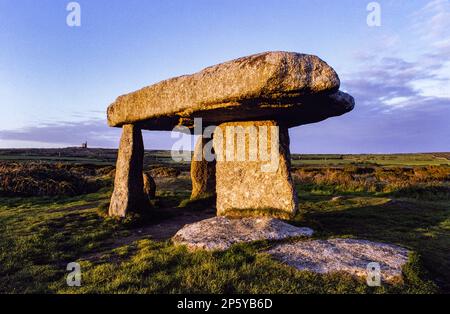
[0,0,449,153]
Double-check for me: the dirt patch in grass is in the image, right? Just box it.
[83,206,215,262]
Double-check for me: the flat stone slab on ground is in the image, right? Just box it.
[267,238,409,283]
[172,216,313,251]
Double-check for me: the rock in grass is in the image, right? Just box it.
[143,172,156,199]
[267,238,409,283]
[172,216,313,251]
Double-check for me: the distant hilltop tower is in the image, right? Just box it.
[81,141,88,149]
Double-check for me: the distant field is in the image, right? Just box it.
[0,148,449,167]
[291,153,450,167]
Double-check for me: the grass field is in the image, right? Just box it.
[0,149,449,293]
[291,153,450,167]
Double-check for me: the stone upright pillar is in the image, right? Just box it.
[190,136,216,199]
[213,120,298,218]
[143,172,156,200]
[109,124,146,217]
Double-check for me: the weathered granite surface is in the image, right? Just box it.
[267,238,409,283]
[213,120,298,218]
[172,216,313,250]
[107,51,353,130]
[109,124,146,217]
[190,136,216,200]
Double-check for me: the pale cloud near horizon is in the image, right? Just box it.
[0,119,175,149]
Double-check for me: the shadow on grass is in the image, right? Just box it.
[178,194,216,211]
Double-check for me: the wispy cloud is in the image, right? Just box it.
[411,0,450,47]
[343,53,450,112]
[300,0,450,153]
[344,0,450,112]
[0,119,118,147]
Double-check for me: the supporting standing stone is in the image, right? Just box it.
[190,136,216,200]
[213,120,298,218]
[109,124,146,217]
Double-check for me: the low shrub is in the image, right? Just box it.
[292,165,450,197]
[0,162,105,197]
[147,166,181,178]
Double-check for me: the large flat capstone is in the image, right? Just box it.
[107,51,354,130]
[267,238,409,283]
[172,216,314,250]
